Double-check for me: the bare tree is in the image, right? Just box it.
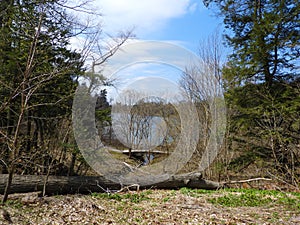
[0,4,77,202]
[179,30,227,178]
[0,0,133,202]
[111,90,172,164]
[112,91,156,149]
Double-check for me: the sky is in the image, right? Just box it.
[76,0,225,101]
[94,0,223,51]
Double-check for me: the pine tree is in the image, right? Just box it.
[0,0,84,202]
[204,0,300,184]
[205,0,300,85]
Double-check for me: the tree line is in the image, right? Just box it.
[189,0,300,186]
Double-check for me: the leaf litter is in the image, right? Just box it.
[0,189,299,224]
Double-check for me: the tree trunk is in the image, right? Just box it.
[68,152,77,176]
[0,173,221,195]
[2,166,14,203]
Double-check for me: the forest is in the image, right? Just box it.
[0,0,299,223]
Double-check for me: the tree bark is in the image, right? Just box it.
[0,173,221,195]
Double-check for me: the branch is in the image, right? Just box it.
[92,30,135,68]
[56,0,102,16]
[222,177,272,185]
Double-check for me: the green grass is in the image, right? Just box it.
[180,187,300,209]
[162,197,171,202]
[180,187,214,197]
[5,199,23,209]
[123,193,150,203]
[91,187,300,210]
[208,192,273,207]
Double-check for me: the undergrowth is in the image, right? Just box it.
[180,187,300,210]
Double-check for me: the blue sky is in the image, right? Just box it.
[82,0,225,101]
[95,0,223,51]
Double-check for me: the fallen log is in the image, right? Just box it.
[153,172,221,190]
[0,173,221,195]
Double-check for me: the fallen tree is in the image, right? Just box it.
[0,173,221,195]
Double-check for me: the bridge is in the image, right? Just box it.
[106,147,168,165]
[121,149,168,155]
[106,147,168,155]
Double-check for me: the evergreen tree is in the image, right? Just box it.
[95,89,112,143]
[205,0,300,85]
[203,0,300,184]
[0,0,84,202]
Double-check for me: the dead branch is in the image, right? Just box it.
[222,177,272,185]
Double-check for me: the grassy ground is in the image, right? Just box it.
[1,188,300,224]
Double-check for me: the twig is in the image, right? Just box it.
[123,162,137,172]
[266,171,299,190]
[95,180,140,194]
[222,177,272,185]
[115,184,140,193]
[95,181,113,194]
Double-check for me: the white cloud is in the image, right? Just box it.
[188,2,198,13]
[100,40,201,79]
[93,0,196,35]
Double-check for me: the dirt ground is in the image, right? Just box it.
[1,189,300,225]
